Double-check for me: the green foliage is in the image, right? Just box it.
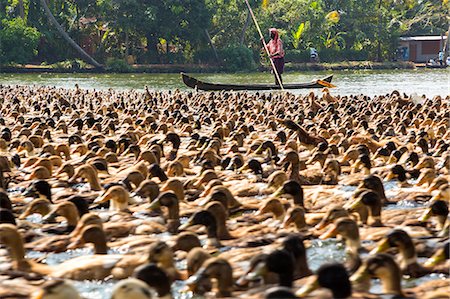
[286,48,368,62]
[106,58,131,72]
[219,45,256,71]
[0,17,40,64]
[51,59,89,69]
[285,49,310,62]
[292,22,305,49]
[0,0,447,66]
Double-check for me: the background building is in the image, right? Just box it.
[398,36,447,63]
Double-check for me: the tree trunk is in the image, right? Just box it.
[39,0,103,68]
[124,30,129,58]
[204,29,219,63]
[18,0,25,19]
[376,0,383,62]
[240,10,251,45]
[146,33,159,63]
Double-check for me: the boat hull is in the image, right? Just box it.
[181,73,333,91]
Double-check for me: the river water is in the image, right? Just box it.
[2,69,449,297]
[0,69,448,96]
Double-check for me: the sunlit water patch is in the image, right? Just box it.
[307,239,347,271]
[72,280,116,299]
[369,273,448,295]
[384,200,424,210]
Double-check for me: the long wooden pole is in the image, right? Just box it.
[244,0,284,90]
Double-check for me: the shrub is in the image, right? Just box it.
[52,59,88,70]
[285,48,369,63]
[218,45,256,71]
[0,18,41,64]
[105,58,131,72]
[285,49,309,63]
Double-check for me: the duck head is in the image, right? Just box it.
[187,257,233,297]
[296,263,351,298]
[273,180,304,207]
[350,253,403,296]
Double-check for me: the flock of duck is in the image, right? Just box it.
[0,84,449,299]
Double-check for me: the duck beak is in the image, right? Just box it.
[31,289,44,299]
[315,220,328,230]
[283,215,294,228]
[350,264,370,286]
[254,145,264,155]
[235,274,250,287]
[370,238,390,254]
[424,250,446,267]
[148,199,161,210]
[245,262,268,281]
[352,160,362,169]
[22,187,37,198]
[179,219,194,231]
[186,272,211,294]
[186,274,200,291]
[238,164,249,173]
[295,277,319,297]
[67,237,84,250]
[418,208,432,222]
[42,211,57,223]
[319,224,338,239]
[18,211,30,220]
[93,194,109,204]
[385,172,395,181]
[348,198,363,211]
[272,186,286,197]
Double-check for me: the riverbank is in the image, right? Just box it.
[0,61,415,73]
[1,69,447,96]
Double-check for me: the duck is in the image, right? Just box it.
[369,229,440,277]
[93,185,131,211]
[68,164,102,191]
[419,199,448,231]
[110,278,154,299]
[350,253,405,297]
[319,218,362,273]
[295,263,353,298]
[346,190,383,227]
[19,198,52,219]
[283,207,308,231]
[244,249,295,288]
[41,201,80,234]
[179,209,222,248]
[356,174,388,204]
[67,224,109,254]
[272,180,304,208]
[424,242,449,268]
[0,224,147,280]
[146,241,183,282]
[133,263,173,299]
[30,279,81,299]
[148,191,180,233]
[187,257,234,297]
[315,205,351,230]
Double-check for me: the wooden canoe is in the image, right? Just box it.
[181,73,334,91]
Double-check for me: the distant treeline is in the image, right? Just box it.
[0,0,447,70]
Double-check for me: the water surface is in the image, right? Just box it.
[1,69,448,96]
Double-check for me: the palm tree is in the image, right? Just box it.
[39,0,103,69]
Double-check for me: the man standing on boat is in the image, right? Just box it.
[266,28,285,85]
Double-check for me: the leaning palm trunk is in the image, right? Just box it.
[40,0,103,69]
